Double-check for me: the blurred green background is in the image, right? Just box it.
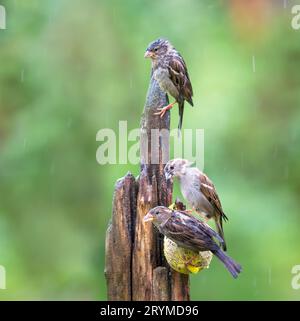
[0,0,300,300]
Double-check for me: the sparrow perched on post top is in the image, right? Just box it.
[144,206,241,278]
[164,159,229,251]
[144,38,194,131]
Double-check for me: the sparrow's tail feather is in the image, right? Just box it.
[178,101,184,134]
[213,249,242,279]
[187,97,194,107]
[215,216,227,251]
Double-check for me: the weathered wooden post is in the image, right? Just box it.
[105,75,190,301]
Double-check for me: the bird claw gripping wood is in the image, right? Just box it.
[154,102,176,118]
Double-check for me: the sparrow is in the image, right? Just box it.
[165,198,212,274]
[164,159,229,251]
[144,206,241,278]
[144,38,194,131]
[163,236,212,275]
[168,197,187,212]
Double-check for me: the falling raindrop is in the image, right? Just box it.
[21,69,25,82]
[268,267,272,285]
[283,0,287,9]
[252,55,256,73]
[253,276,257,288]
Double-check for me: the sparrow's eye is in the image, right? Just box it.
[154,47,159,52]
[156,211,159,215]
[170,166,174,170]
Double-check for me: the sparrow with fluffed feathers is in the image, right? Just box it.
[144,206,241,278]
[164,159,229,251]
[144,38,194,131]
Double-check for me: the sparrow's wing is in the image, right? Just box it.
[168,54,193,106]
[162,211,221,251]
[199,172,228,221]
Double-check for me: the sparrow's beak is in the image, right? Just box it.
[144,50,153,58]
[143,212,154,222]
[165,172,172,181]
